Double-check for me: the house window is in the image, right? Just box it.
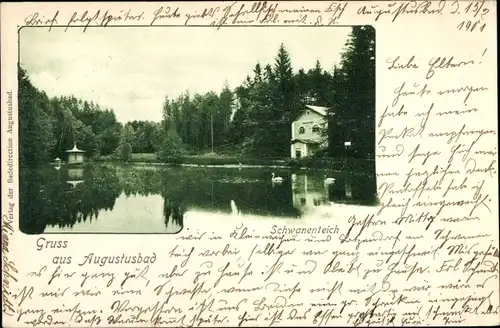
[312,125,320,133]
[299,126,305,134]
[296,150,302,159]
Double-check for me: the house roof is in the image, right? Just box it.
[305,105,328,116]
[291,138,322,145]
[292,104,329,122]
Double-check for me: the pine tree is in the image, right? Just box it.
[327,26,375,160]
[219,81,234,143]
[253,63,263,84]
[309,59,329,105]
[162,95,172,132]
[272,43,295,120]
[269,43,297,157]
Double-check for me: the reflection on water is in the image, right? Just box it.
[67,168,84,188]
[20,164,378,234]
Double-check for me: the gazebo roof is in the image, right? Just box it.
[66,144,85,153]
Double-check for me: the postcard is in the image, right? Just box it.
[1,1,498,327]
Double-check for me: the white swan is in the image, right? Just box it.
[230,200,241,216]
[324,175,336,184]
[271,172,283,183]
[345,183,352,198]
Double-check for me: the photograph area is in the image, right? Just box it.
[18,26,376,234]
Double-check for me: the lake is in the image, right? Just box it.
[19,163,378,234]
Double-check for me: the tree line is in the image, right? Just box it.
[19,67,123,168]
[160,26,374,159]
[19,26,374,168]
[19,66,164,168]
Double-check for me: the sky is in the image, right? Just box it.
[20,26,351,122]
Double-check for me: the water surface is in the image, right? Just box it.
[20,164,378,234]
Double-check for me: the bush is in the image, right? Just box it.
[284,158,300,168]
[158,130,184,162]
[116,142,132,162]
[130,153,159,163]
[92,154,115,162]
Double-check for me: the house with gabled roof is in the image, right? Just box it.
[290,105,329,159]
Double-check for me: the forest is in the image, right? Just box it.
[19,26,375,169]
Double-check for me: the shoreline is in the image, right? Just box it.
[125,161,306,170]
[88,160,375,177]
[52,153,376,176]
[92,159,319,170]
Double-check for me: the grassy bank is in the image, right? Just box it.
[94,153,287,166]
[93,152,375,174]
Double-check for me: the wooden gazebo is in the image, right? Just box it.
[66,144,85,165]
